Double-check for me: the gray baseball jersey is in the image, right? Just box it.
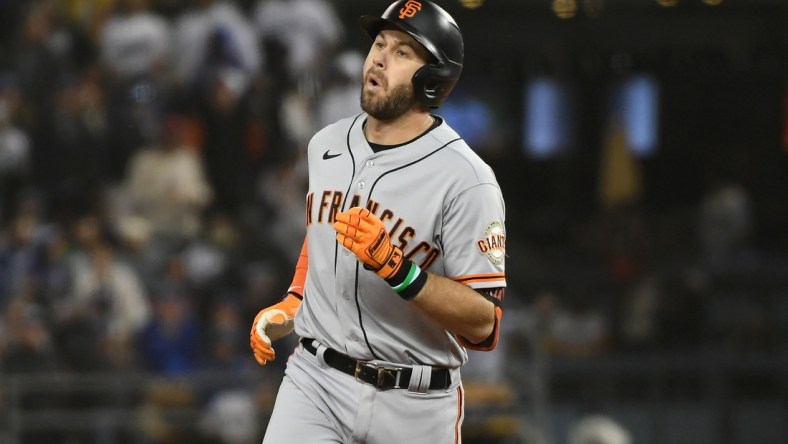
[294,113,506,369]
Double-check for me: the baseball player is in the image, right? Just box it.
[249,1,507,442]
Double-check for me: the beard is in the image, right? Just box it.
[360,81,418,121]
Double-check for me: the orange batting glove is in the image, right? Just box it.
[249,294,301,365]
[333,207,404,280]
[250,237,308,365]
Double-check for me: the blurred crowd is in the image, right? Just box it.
[1,0,787,443]
[0,0,369,376]
[0,1,366,441]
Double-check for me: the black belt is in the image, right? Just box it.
[300,338,451,391]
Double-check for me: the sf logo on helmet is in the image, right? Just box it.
[399,0,422,19]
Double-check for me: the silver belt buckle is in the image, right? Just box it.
[355,361,404,389]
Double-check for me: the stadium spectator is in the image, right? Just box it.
[314,50,364,130]
[0,80,30,223]
[45,67,108,219]
[171,0,261,91]
[252,0,342,81]
[122,114,213,243]
[98,0,171,81]
[53,214,150,371]
[137,280,203,375]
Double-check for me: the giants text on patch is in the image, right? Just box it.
[477,221,506,265]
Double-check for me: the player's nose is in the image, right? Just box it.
[371,51,385,69]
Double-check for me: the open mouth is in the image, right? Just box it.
[366,73,383,90]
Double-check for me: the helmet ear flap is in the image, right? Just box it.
[412,64,458,109]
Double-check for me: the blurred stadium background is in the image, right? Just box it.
[0,0,786,443]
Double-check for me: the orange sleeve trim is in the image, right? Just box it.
[456,306,503,352]
[452,273,506,285]
[287,235,308,298]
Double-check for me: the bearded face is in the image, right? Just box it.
[360,69,419,121]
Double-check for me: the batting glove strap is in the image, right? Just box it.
[385,259,428,300]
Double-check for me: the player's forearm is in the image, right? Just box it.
[409,273,495,344]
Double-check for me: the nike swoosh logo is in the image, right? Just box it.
[323,150,342,160]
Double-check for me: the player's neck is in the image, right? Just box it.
[364,112,434,146]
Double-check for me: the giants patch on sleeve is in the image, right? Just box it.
[476,221,506,265]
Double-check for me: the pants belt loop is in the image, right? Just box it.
[407,365,432,394]
[312,339,330,369]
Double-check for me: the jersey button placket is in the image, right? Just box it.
[357,181,365,189]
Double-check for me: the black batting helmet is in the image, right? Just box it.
[359,0,464,109]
